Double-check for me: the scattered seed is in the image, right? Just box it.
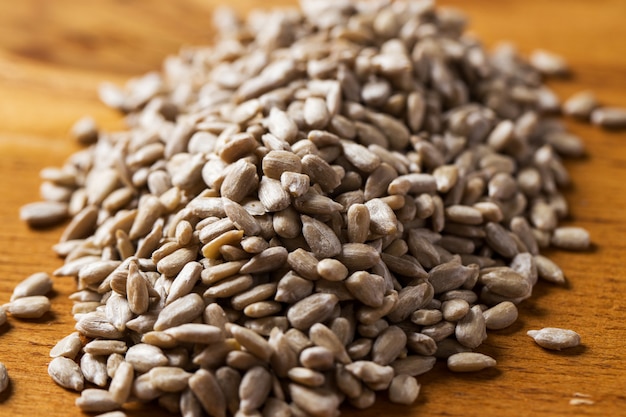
[527,327,581,350]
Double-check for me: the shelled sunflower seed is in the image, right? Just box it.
[18,0,594,415]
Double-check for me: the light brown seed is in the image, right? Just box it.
[344,271,385,308]
[365,198,398,236]
[372,326,407,366]
[11,272,53,301]
[527,327,581,350]
[289,384,342,417]
[455,305,487,348]
[76,389,120,413]
[388,374,420,405]
[125,343,168,373]
[447,352,497,372]
[563,90,598,119]
[240,366,272,412]
[309,323,351,365]
[534,255,565,284]
[258,176,291,212]
[149,367,191,392]
[345,360,394,391]
[287,293,338,330]
[229,323,273,362]
[479,267,531,299]
[263,150,302,180]
[301,215,342,258]
[483,301,519,330]
[240,246,288,274]
[20,201,69,227]
[153,293,204,331]
[591,107,626,129]
[551,227,590,251]
[189,369,227,417]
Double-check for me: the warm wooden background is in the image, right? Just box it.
[1,1,626,416]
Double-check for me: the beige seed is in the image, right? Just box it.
[447,352,497,372]
[479,267,531,299]
[289,384,341,417]
[0,363,9,393]
[372,326,406,366]
[287,293,338,330]
[240,366,272,412]
[258,176,291,212]
[346,204,370,244]
[188,369,227,417]
[125,343,168,373]
[345,360,394,391]
[551,227,590,250]
[228,324,273,362]
[84,340,128,356]
[563,90,598,119]
[164,324,224,344]
[288,367,325,387]
[48,357,85,391]
[455,305,487,348]
[280,172,310,198]
[8,295,51,319]
[527,327,581,350]
[309,323,351,365]
[240,246,288,274]
[76,389,120,413]
[94,412,127,417]
[153,293,204,331]
[149,367,191,392]
[529,49,569,76]
[20,201,69,227]
[223,198,262,236]
[534,255,565,284]
[365,198,398,236]
[301,215,342,259]
[166,261,202,305]
[108,361,133,404]
[591,107,626,129]
[11,272,53,301]
[483,301,519,330]
[221,159,259,203]
[50,331,83,359]
[344,271,385,308]
[388,374,420,405]
[316,258,348,282]
[126,261,149,315]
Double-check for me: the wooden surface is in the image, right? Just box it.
[1,1,626,416]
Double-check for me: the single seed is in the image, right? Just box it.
[527,327,581,350]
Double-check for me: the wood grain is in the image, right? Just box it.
[1,1,626,416]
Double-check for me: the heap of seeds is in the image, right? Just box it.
[17,0,594,415]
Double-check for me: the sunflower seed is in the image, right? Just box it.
[76,389,120,413]
[388,374,420,405]
[551,227,591,250]
[527,327,581,350]
[48,357,85,391]
[20,201,69,227]
[591,107,626,129]
[8,295,51,319]
[447,352,497,372]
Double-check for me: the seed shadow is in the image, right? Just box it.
[533,343,588,356]
[0,377,12,403]
[0,321,12,337]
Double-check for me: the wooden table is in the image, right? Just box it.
[1,1,625,416]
